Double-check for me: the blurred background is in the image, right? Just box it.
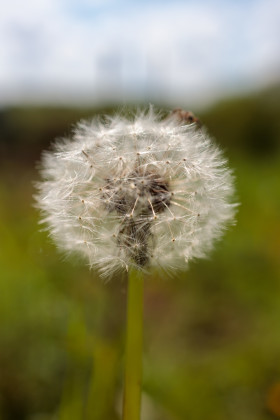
[1,0,280,419]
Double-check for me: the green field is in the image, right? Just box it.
[1,87,280,419]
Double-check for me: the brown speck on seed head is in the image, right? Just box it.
[168,108,201,127]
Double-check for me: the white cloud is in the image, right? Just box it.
[0,0,279,106]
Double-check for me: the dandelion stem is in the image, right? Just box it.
[123,267,144,420]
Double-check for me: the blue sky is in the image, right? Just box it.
[1,0,280,108]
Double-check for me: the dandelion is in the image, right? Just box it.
[35,107,236,420]
[36,108,235,277]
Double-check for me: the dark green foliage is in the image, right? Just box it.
[0,85,280,419]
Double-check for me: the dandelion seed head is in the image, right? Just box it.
[35,107,236,277]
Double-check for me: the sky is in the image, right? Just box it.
[0,0,280,108]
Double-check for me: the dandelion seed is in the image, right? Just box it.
[35,107,236,277]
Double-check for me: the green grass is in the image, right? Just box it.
[0,96,280,419]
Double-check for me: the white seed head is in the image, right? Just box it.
[35,108,237,278]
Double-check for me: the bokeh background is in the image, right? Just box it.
[1,0,280,419]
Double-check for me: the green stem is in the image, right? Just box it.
[122,268,144,420]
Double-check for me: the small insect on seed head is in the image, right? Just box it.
[168,108,202,127]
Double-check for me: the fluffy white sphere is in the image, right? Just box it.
[36,108,236,277]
